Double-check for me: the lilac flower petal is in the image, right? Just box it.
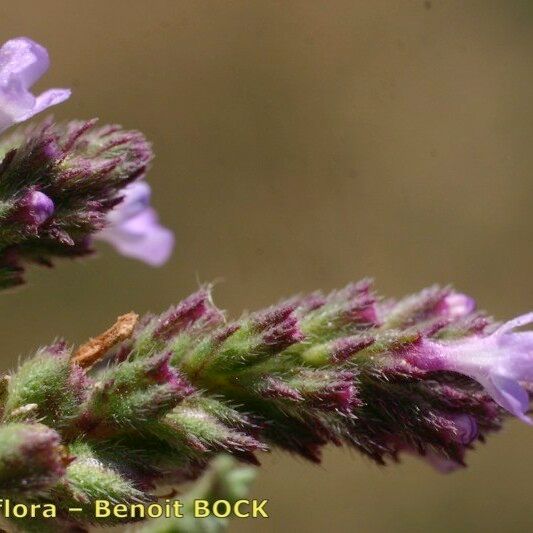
[485,373,532,424]
[0,37,70,133]
[105,181,151,225]
[0,83,34,124]
[0,37,49,88]
[31,89,71,117]
[98,208,174,267]
[96,180,174,266]
[494,312,533,335]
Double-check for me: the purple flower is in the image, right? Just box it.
[29,191,54,225]
[0,37,70,133]
[448,413,478,445]
[96,181,174,266]
[11,189,54,227]
[403,313,533,424]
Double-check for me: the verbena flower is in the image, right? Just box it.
[96,181,174,267]
[0,37,70,133]
[403,313,533,423]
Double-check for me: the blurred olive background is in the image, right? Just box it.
[2,1,533,531]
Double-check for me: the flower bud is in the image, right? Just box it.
[4,349,89,429]
[11,189,54,228]
[77,352,194,435]
[165,399,266,463]
[153,288,224,341]
[0,423,67,494]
